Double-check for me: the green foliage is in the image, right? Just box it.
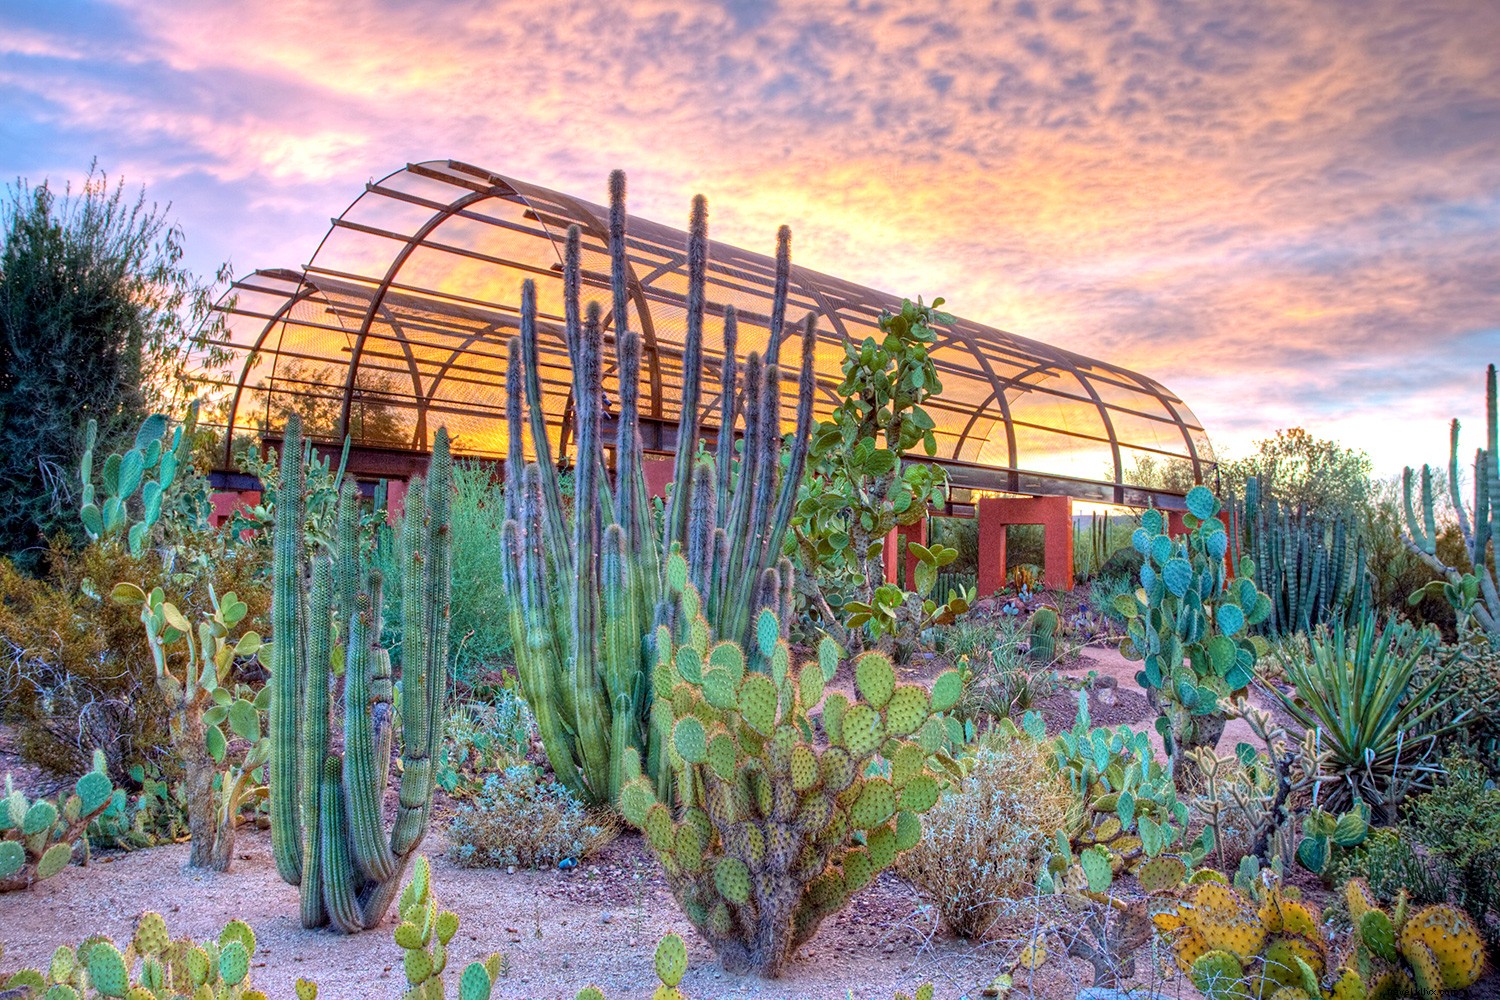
[791,296,968,650]
[1401,758,1500,945]
[1220,427,1375,521]
[954,617,1061,722]
[1271,612,1462,818]
[896,728,1072,937]
[1117,488,1272,776]
[1232,475,1370,637]
[87,761,192,851]
[0,909,279,999]
[267,415,453,931]
[434,694,534,799]
[1327,829,1453,913]
[447,759,617,870]
[618,582,965,976]
[109,580,266,871]
[78,402,198,558]
[0,169,228,571]
[1401,364,1500,646]
[447,462,513,684]
[500,175,814,808]
[0,751,113,892]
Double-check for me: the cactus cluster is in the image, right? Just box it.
[109,582,267,871]
[1294,805,1368,877]
[1401,364,1500,645]
[0,910,287,1000]
[1230,477,1369,637]
[1029,695,1208,894]
[0,752,113,892]
[1345,879,1486,1000]
[1155,874,1363,1000]
[1027,607,1059,663]
[1116,487,1272,777]
[393,857,504,1000]
[575,934,690,1000]
[500,171,816,808]
[617,574,963,976]
[267,415,453,931]
[78,403,198,557]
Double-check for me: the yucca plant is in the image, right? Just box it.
[1271,611,1468,819]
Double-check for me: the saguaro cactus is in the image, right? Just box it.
[501,172,817,807]
[1401,363,1500,646]
[268,413,452,932]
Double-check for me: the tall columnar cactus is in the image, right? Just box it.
[617,563,964,977]
[501,172,817,807]
[1027,606,1058,663]
[1401,364,1500,646]
[0,753,113,892]
[1345,879,1486,1000]
[1115,487,1272,781]
[78,402,198,556]
[268,413,453,932]
[1230,476,1369,636]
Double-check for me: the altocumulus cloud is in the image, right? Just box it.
[1,0,1497,472]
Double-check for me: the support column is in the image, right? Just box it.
[977,499,1008,597]
[976,495,1075,593]
[882,519,928,586]
[642,453,675,498]
[1037,496,1074,592]
[209,490,262,529]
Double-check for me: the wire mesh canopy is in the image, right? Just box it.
[201,160,1213,505]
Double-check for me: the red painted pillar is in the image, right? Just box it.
[1167,510,1187,537]
[209,490,262,528]
[977,498,1007,597]
[642,453,675,498]
[1039,495,1074,592]
[386,479,408,526]
[882,527,899,584]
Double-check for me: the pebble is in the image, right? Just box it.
[601,911,614,924]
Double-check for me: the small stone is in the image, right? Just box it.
[601,912,614,924]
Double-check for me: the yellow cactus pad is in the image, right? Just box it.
[1398,904,1485,990]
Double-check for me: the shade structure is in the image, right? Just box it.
[197,160,1214,505]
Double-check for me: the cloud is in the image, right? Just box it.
[1,0,1497,474]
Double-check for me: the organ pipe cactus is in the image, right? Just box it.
[617,562,965,976]
[501,172,817,807]
[268,413,453,932]
[1401,363,1500,646]
[0,752,113,892]
[1115,487,1272,782]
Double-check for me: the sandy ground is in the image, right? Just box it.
[0,825,1199,1000]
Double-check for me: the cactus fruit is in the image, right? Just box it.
[0,755,114,892]
[1345,879,1485,1000]
[1028,607,1059,663]
[501,172,816,808]
[1116,488,1272,779]
[266,417,453,931]
[618,574,962,976]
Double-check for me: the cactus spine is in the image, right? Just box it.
[502,172,816,807]
[1401,363,1500,645]
[268,414,452,931]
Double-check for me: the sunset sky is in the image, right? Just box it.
[2,0,1497,476]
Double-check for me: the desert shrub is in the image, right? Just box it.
[958,618,1061,723]
[1401,757,1500,944]
[435,691,536,799]
[896,730,1072,937]
[448,461,513,684]
[1087,574,1132,625]
[1095,545,1142,582]
[447,760,617,870]
[0,538,268,780]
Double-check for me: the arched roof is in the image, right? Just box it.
[199,160,1213,505]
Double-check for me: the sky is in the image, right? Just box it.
[2,0,1497,477]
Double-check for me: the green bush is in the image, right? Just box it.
[447,760,617,870]
[1402,758,1500,945]
[447,461,513,684]
[435,691,535,799]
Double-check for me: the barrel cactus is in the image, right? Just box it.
[1028,606,1059,663]
[617,561,964,976]
[267,414,453,931]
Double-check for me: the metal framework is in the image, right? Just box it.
[197,160,1214,505]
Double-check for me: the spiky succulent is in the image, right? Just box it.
[0,752,113,892]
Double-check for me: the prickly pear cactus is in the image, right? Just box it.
[393,857,505,1000]
[0,910,271,999]
[618,564,964,976]
[1154,873,1364,1000]
[1115,487,1272,777]
[78,403,198,557]
[1346,878,1485,1000]
[575,934,691,1000]
[0,754,113,892]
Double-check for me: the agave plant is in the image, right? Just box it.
[1271,611,1468,819]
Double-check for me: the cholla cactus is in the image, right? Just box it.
[501,172,816,808]
[392,857,504,1000]
[0,910,276,999]
[1346,879,1486,1000]
[1116,486,1272,779]
[267,415,453,931]
[0,753,113,892]
[617,564,964,976]
[1401,363,1500,646]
